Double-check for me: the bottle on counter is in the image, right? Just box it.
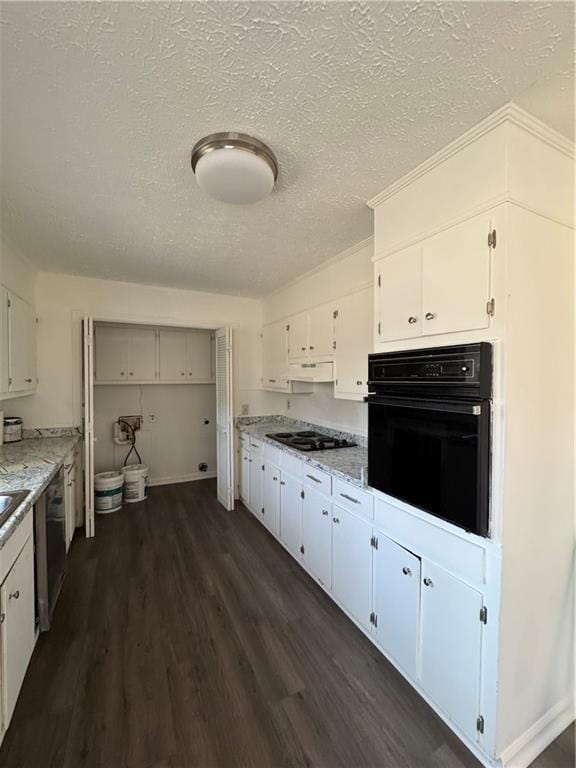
[3,417,23,443]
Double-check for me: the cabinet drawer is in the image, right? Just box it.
[248,436,264,455]
[302,465,332,496]
[332,478,373,520]
[374,495,487,586]
[263,443,282,466]
[279,452,302,478]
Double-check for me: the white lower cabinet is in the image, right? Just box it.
[279,473,303,559]
[373,535,421,680]
[1,536,35,732]
[248,452,264,517]
[418,560,484,741]
[240,448,250,504]
[302,486,332,589]
[331,504,372,628]
[262,463,281,537]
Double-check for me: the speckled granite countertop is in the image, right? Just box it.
[0,436,82,549]
[236,417,368,488]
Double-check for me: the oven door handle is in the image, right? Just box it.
[367,395,485,416]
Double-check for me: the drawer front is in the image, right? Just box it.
[332,478,373,520]
[263,443,282,466]
[279,452,303,478]
[302,465,332,496]
[374,495,487,586]
[248,436,264,455]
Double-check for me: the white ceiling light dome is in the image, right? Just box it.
[191,132,278,204]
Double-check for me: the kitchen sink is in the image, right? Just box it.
[0,490,30,528]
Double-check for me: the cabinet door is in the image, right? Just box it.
[128,327,157,381]
[279,473,303,559]
[302,486,332,588]
[240,448,250,504]
[64,463,76,551]
[376,245,422,343]
[422,215,491,336]
[419,561,484,741]
[0,287,8,394]
[262,321,289,390]
[262,463,281,537]
[334,287,372,399]
[1,536,35,728]
[8,293,36,392]
[248,453,264,517]
[373,535,421,680]
[331,504,372,628]
[308,304,335,359]
[159,330,188,381]
[187,331,213,382]
[287,312,309,360]
[95,325,130,382]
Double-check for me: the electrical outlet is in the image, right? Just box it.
[119,415,142,431]
[241,404,249,415]
[149,413,157,423]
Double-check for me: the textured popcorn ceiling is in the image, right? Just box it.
[0,2,573,297]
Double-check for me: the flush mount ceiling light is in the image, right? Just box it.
[191,132,278,205]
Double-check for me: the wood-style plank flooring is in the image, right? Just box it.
[1,480,573,768]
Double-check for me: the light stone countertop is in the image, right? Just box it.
[0,435,82,549]
[236,418,368,488]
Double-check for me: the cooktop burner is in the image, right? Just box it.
[265,431,357,452]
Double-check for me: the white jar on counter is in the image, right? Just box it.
[3,417,23,443]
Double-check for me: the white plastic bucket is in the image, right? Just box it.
[122,464,149,503]
[95,471,124,514]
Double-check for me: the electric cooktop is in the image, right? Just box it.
[265,431,357,452]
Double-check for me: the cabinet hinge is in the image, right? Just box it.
[261,507,265,515]
[378,274,381,288]
[378,321,381,336]
[286,324,290,332]
[300,544,305,554]
[333,309,339,319]
[486,298,495,317]
[479,606,488,624]
[8,377,12,386]
[335,378,338,385]
[370,535,379,550]
[300,490,305,499]
[332,340,336,350]
[476,715,485,734]
[488,229,497,249]
[6,298,11,308]
[261,464,265,471]
[369,611,378,628]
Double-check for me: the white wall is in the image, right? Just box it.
[0,239,37,305]
[261,238,373,435]
[14,271,277,429]
[94,383,216,484]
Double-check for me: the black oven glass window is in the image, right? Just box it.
[368,402,485,533]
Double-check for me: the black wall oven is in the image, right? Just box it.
[367,343,492,537]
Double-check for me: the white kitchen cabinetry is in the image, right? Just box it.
[248,451,264,517]
[372,535,421,679]
[419,560,484,742]
[374,213,493,344]
[1,535,35,731]
[262,463,281,537]
[334,287,372,400]
[331,503,372,628]
[287,312,309,361]
[7,292,36,394]
[95,325,156,383]
[159,329,213,383]
[0,287,8,394]
[279,472,303,559]
[302,486,332,589]
[64,445,82,550]
[287,304,334,362]
[262,320,289,391]
[240,447,250,504]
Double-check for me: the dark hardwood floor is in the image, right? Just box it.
[1,479,573,768]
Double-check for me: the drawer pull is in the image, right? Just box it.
[402,567,412,576]
[273,476,278,481]
[332,517,340,524]
[306,474,322,484]
[322,510,329,516]
[280,481,286,486]
[340,492,360,505]
[9,590,20,600]
[423,577,434,587]
[268,379,276,383]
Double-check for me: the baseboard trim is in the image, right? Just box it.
[149,472,217,487]
[499,696,575,768]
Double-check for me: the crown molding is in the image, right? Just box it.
[367,103,575,210]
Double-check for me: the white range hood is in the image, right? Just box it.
[288,361,334,382]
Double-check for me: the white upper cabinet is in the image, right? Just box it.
[262,320,289,391]
[334,287,372,400]
[418,560,484,742]
[95,325,155,382]
[187,331,214,382]
[375,213,493,345]
[128,327,157,381]
[0,287,9,394]
[308,304,335,358]
[7,292,36,394]
[287,312,309,360]
[421,214,492,336]
[158,330,187,381]
[376,245,422,343]
[159,329,214,383]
